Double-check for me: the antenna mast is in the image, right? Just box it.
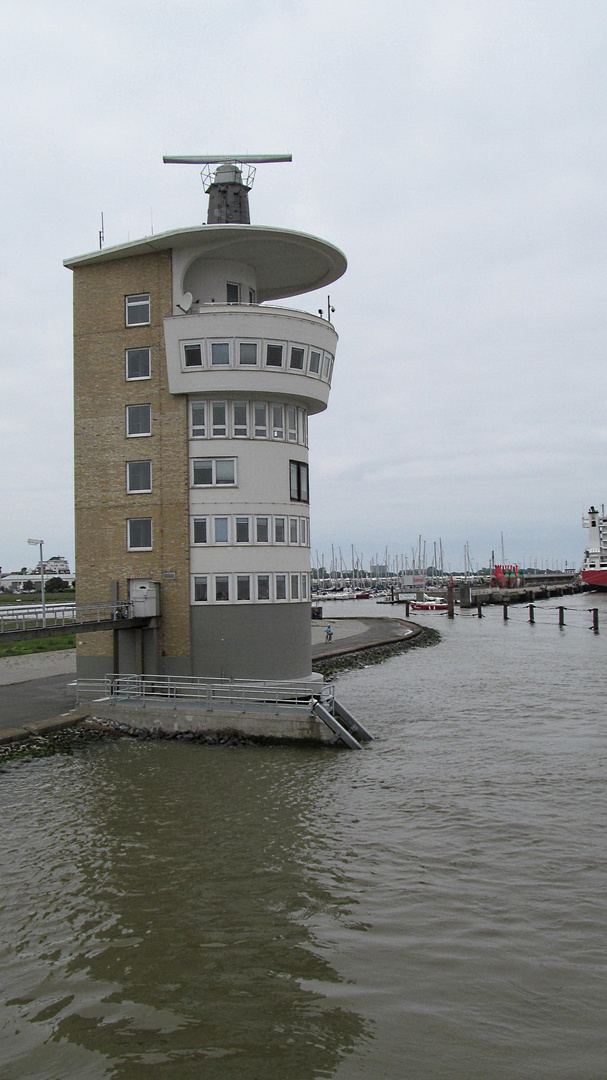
[163,154,292,224]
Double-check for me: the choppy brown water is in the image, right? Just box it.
[1,594,606,1079]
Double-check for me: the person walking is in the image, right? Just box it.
[324,624,333,643]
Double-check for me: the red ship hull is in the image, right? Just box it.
[581,569,607,589]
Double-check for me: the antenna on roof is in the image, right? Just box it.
[162,154,292,224]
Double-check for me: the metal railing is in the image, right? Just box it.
[71,672,335,714]
[0,601,134,634]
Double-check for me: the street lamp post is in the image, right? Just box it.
[28,538,45,628]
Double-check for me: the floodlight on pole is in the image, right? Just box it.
[27,538,45,627]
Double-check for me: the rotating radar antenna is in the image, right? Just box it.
[163,153,292,224]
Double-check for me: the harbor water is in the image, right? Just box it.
[1,594,606,1079]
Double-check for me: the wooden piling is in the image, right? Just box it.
[529,604,535,624]
[405,600,410,617]
[477,603,483,618]
[503,603,509,620]
[447,584,455,619]
[558,606,565,628]
[592,608,599,634]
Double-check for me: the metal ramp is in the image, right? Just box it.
[312,698,373,749]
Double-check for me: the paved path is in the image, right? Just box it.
[0,618,417,730]
[311,616,416,660]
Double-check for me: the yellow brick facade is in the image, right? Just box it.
[72,251,191,669]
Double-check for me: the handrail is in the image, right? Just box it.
[0,601,134,634]
[71,672,334,712]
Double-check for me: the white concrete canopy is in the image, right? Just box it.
[64,224,347,302]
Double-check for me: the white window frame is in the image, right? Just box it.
[238,340,259,366]
[290,573,299,600]
[235,516,250,544]
[211,401,228,437]
[192,517,208,545]
[301,573,308,599]
[125,293,150,327]
[213,516,229,544]
[193,575,208,602]
[192,458,237,487]
[125,347,151,381]
[126,403,151,438]
[322,352,332,379]
[271,404,284,440]
[236,574,252,602]
[265,342,284,369]
[126,460,152,493]
[256,573,271,602]
[127,517,152,551]
[287,406,297,442]
[182,341,204,369]
[289,344,306,371]
[300,517,308,546]
[191,401,206,438]
[255,516,270,544]
[210,340,231,367]
[215,575,230,602]
[289,517,299,544]
[254,403,268,438]
[275,573,287,602]
[232,401,249,437]
[308,349,322,376]
[274,516,286,544]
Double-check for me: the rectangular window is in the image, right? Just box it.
[272,404,284,439]
[212,401,227,436]
[215,458,235,484]
[237,575,251,601]
[193,518,207,544]
[256,516,269,543]
[309,349,321,374]
[274,517,286,543]
[235,517,250,543]
[289,517,299,544]
[298,409,306,445]
[266,343,283,368]
[275,574,287,600]
[183,343,203,368]
[211,342,230,366]
[226,282,240,304]
[233,402,248,437]
[300,517,308,546]
[191,401,206,438]
[290,574,299,600]
[322,353,332,379]
[249,288,256,304]
[302,573,308,599]
[192,458,236,486]
[126,460,151,493]
[289,346,305,370]
[254,403,267,438]
[290,460,309,503]
[126,347,150,380]
[126,293,150,327]
[126,404,151,437]
[194,576,208,602]
[239,341,258,366]
[287,406,297,442]
[215,576,229,602]
[127,517,152,550]
[257,574,270,601]
[214,517,228,543]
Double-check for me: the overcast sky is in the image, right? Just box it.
[1,0,606,574]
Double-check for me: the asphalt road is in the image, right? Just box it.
[0,675,77,731]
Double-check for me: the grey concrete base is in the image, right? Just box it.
[191,603,312,680]
[89,698,338,745]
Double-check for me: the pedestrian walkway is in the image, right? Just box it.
[312,616,417,661]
